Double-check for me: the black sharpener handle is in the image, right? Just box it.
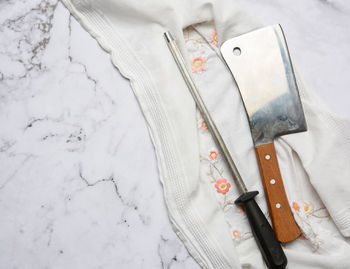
[235,191,287,269]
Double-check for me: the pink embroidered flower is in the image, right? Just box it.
[215,178,231,194]
[209,150,218,161]
[233,230,241,239]
[292,202,300,212]
[191,56,206,73]
[303,201,314,215]
[200,120,208,131]
[210,30,218,47]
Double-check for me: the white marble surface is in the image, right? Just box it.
[0,0,349,268]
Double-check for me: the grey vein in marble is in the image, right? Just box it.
[0,0,349,268]
[0,1,197,268]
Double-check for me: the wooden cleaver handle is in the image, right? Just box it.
[255,143,301,243]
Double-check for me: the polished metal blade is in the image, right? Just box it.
[221,25,307,145]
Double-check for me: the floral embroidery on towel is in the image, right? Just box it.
[199,151,235,210]
[215,178,231,194]
[292,200,330,251]
[292,201,300,211]
[210,29,218,47]
[198,120,208,131]
[233,230,241,239]
[186,22,333,250]
[208,150,219,161]
[228,223,253,242]
[303,201,314,216]
[191,56,206,73]
[185,23,263,244]
[292,201,329,219]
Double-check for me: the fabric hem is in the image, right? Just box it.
[60,1,238,268]
[333,209,350,237]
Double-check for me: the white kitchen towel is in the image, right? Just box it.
[61,0,350,268]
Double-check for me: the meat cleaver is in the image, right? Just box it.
[221,25,307,243]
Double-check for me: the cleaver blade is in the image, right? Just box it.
[221,25,307,243]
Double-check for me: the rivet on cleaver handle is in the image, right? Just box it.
[221,25,307,243]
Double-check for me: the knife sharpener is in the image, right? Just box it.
[165,30,287,269]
